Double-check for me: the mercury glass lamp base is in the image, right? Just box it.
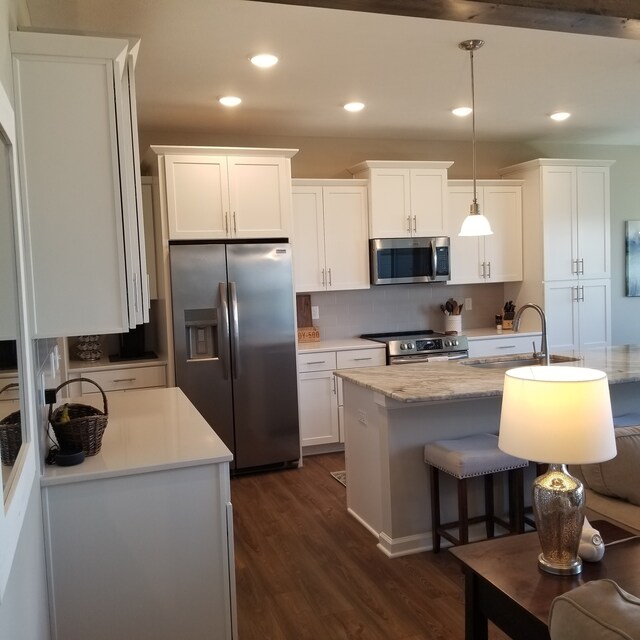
[538,552,582,575]
[533,463,585,576]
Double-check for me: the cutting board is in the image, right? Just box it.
[296,294,312,329]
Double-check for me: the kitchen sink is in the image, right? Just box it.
[463,354,581,369]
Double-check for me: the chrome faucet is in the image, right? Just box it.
[512,303,550,366]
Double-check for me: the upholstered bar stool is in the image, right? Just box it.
[424,433,529,552]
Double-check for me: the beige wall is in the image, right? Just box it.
[140,129,640,345]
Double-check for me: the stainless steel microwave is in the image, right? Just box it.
[369,237,450,285]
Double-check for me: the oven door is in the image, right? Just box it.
[370,237,450,285]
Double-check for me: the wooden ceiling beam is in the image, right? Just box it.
[252,0,640,39]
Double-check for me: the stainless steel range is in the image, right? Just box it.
[360,330,468,365]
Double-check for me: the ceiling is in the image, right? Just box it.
[22,0,640,145]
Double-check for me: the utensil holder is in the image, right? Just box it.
[444,314,462,335]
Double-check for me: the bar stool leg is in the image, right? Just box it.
[429,465,441,552]
[484,474,495,538]
[458,478,469,545]
[508,467,525,534]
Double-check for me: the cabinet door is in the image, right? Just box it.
[299,370,339,447]
[468,334,540,358]
[292,187,326,292]
[323,186,370,290]
[542,166,578,281]
[577,167,610,280]
[12,33,133,336]
[578,279,611,349]
[448,186,484,284]
[483,185,523,282]
[164,154,229,239]
[410,167,448,236]
[544,281,580,350]
[141,179,158,299]
[228,156,291,238]
[368,168,411,237]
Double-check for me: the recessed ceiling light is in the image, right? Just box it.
[344,102,365,112]
[550,111,571,121]
[250,54,278,68]
[452,107,472,117]
[219,96,242,107]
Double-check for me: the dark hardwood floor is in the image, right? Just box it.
[231,452,509,639]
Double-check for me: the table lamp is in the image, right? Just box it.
[499,366,616,575]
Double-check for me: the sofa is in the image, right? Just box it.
[571,424,640,536]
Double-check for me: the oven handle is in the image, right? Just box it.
[389,352,468,365]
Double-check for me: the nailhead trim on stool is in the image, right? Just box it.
[424,433,529,552]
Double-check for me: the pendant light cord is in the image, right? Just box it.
[470,47,478,209]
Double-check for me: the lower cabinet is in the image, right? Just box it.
[544,279,611,350]
[68,364,167,394]
[468,333,542,358]
[298,346,385,449]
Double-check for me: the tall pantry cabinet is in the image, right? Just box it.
[11,31,149,337]
[500,159,614,350]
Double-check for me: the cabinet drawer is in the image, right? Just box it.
[297,351,337,373]
[468,334,540,358]
[336,348,386,369]
[72,366,167,394]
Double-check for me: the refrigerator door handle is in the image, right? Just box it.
[229,281,241,379]
[219,282,231,380]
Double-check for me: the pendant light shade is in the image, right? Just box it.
[458,39,493,237]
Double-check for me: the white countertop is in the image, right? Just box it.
[42,387,232,487]
[298,338,383,353]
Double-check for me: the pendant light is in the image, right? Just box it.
[458,39,493,237]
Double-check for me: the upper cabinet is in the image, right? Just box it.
[11,31,149,337]
[151,147,298,240]
[348,161,453,238]
[292,180,369,292]
[448,181,523,285]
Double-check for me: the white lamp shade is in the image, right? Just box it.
[499,366,616,464]
[459,213,493,236]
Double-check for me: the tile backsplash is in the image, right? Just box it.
[306,283,504,340]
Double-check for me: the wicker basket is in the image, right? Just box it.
[0,383,21,466]
[49,378,109,456]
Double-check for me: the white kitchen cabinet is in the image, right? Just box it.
[67,362,167,395]
[349,160,453,238]
[141,177,159,299]
[448,181,523,284]
[292,180,369,292]
[544,279,611,350]
[500,159,614,351]
[41,388,237,640]
[297,345,385,448]
[155,147,297,240]
[11,31,149,337]
[467,333,542,358]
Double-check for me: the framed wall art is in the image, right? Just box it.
[626,220,640,296]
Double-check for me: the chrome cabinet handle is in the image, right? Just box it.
[407,215,411,233]
[480,262,486,278]
[233,211,237,234]
[328,268,332,286]
[306,360,327,365]
[353,357,373,361]
[572,286,579,302]
[225,212,229,234]
[113,378,136,383]
[486,261,491,279]
[332,376,337,394]
[579,258,584,275]
[321,268,325,286]
[579,285,585,302]
[496,345,516,349]
[413,215,417,233]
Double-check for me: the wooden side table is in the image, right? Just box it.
[450,523,640,640]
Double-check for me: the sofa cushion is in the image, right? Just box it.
[549,579,640,640]
[581,426,640,506]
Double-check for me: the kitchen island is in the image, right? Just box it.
[334,345,640,557]
[41,387,237,640]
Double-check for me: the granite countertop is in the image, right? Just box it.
[334,345,640,404]
[41,387,232,487]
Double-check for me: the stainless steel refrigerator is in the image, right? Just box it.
[169,241,300,471]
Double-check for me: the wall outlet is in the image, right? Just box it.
[464,297,473,311]
[311,306,319,320]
